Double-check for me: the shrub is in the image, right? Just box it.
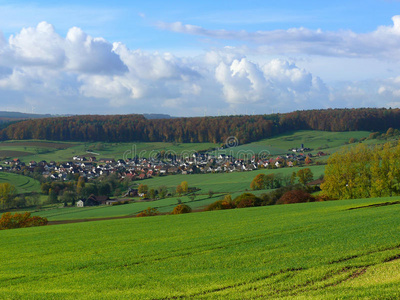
[172,204,192,214]
[205,194,235,211]
[0,212,48,230]
[136,207,159,217]
[234,193,262,208]
[277,190,315,205]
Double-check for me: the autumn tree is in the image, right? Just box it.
[180,181,189,193]
[0,183,16,209]
[296,168,314,185]
[250,173,266,190]
[138,184,148,196]
[176,185,183,196]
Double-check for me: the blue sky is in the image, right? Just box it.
[1,0,400,115]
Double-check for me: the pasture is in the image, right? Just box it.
[222,130,372,157]
[141,165,325,194]
[0,140,217,163]
[0,172,41,194]
[1,196,400,299]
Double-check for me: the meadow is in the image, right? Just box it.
[0,172,41,194]
[0,140,217,163]
[30,165,324,221]
[0,130,379,165]
[1,196,400,299]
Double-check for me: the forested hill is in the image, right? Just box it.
[0,108,399,144]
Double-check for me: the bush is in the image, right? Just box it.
[277,190,315,205]
[136,207,159,217]
[205,194,235,211]
[234,193,262,208]
[0,212,48,230]
[171,204,192,214]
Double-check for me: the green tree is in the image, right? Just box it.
[48,188,58,204]
[138,184,148,197]
[0,183,17,209]
[180,181,189,193]
[176,185,183,196]
[296,168,314,185]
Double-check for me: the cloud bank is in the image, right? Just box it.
[158,16,400,60]
[0,21,399,115]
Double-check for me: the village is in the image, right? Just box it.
[0,145,326,182]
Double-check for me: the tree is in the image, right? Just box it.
[176,185,183,196]
[148,189,157,199]
[61,191,77,206]
[321,144,372,199]
[277,190,315,204]
[98,182,112,196]
[250,173,266,190]
[48,188,58,204]
[180,181,189,193]
[297,168,313,185]
[171,204,192,214]
[0,183,17,209]
[76,176,85,195]
[138,184,148,196]
[158,185,168,199]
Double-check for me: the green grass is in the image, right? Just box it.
[0,172,41,194]
[1,197,400,299]
[0,140,217,163]
[142,165,325,193]
[221,130,372,157]
[0,131,380,164]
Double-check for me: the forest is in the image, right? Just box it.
[1,108,400,144]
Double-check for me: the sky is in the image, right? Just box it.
[1,0,400,116]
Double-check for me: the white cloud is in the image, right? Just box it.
[0,22,399,116]
[158,16,400,60]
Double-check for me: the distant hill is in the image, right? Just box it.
[0,108,399,143]
[143,113,174,119]
[0,111,52,120]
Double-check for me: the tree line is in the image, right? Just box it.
[321,142,400,199]
[1,108,400,144]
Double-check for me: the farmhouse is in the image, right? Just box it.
[76,200,84,207]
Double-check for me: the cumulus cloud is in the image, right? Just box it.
[0,22,399,116]
[158,16,400,60]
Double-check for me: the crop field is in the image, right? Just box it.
[141,165,325,194]
[1,197,400,299]
[0,172,41,194]
[0,140,217,163]
[223,130,373,157]
[0,131,382,165]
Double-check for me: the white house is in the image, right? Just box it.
[76,200,85,207]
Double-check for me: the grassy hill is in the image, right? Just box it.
[0,140,217,163]
[1,197,400,299]
[0,172,41,194]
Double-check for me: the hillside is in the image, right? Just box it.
[1,108,400,143]
[1,197,400,299]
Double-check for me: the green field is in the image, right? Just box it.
[0,172,41,194]
[221,130,373,158]
[0,140,217,163]
[1,197,400,299]
[0,131,382,164]
[141,165,325,194]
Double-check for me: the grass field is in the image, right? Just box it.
[0,172,41,194]
[220,130,372,158]
[1,197,400,299]
[141,164,324,192]
[0,131,381,165]
[0,140,217,163]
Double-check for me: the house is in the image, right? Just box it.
[85,195,110,206]
[76,200,85,207]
